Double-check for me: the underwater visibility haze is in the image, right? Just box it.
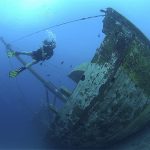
[0,0,150,149]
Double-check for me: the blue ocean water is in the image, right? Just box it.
[0,0,149,148]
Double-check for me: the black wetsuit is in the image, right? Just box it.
[31,45,54,61]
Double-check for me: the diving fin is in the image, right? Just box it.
[7,50,16,58]
[9,67,26,78]
[9,70,20,78]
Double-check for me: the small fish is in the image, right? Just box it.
[47,74,51,77]
[70,65,73,68]
[61,61,64,64]
[97,34,100,38]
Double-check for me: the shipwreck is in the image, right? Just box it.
[45,8,150,148]
[1,7,150,149]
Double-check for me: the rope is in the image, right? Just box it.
[11,14,103,43]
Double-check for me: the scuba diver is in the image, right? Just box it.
[8,39,56,78]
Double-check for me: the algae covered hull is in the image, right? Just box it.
[47,8,150,148]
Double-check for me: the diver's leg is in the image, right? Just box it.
[25,60,38,68]
[9,60,38,78]
[15,51,32,56]
[7,50,32,57]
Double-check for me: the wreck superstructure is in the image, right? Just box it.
[46,8,150,148]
